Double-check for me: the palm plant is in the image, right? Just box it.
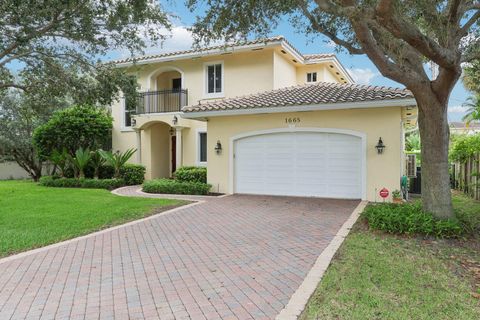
[70,147,91,179]
[99,148,136,178]
[405,132,421,152]
[90,150,106,179]
[462,95,480,125]
[49,148,69,177]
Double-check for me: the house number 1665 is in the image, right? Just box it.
[285,117,300,124]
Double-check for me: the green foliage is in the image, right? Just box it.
[362,203,463,238]
[0,93,48,181]
[119,164,146,185]
[449,134,480,162]
[463,60,480,94]
[90,150,106,179]
[0,1,171,106]
[392,189,402,199]
[49,149,69,178]
[99,149,136,178]
[174,166,207,183]
[143,179,212,195]
[69,148,91,178]
[33,105,112,159]
[461,95,480,124]
[405,132,421,151]
[39,176,124,190]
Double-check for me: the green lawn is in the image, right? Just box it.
[0,180,185,257]
[301,194,480,320]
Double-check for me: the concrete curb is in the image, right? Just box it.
[0,201,201,266]
[276,200,369,320]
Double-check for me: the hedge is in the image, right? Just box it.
[63,164,144,184]
[119,164,146,185]
[143,179,211,195]
[39,176,125,190]
[362,202,463,238]
[174,166,207,183]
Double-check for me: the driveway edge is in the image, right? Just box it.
[0,201,202,266]
[276,200,368,320]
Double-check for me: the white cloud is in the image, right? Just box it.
[146,25,195,54]
[347,68,378,85]
[448,105,467,113]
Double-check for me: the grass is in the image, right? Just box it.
[301,194,480,320]
[0,180,185,257]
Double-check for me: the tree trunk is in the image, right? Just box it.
[416,91,454,219]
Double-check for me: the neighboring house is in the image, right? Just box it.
[110,36,417,201]
[450,121,480,135]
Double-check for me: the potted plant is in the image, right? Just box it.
[392,189,403,203]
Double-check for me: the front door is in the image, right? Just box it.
[171,135,176,174]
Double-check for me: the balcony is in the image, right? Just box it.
[134,89,188,114]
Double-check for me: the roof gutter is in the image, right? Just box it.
[181,98,417,119]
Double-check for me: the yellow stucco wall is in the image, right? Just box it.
[296,64,340,84]
[205,107,403,201]
[273,51,297,89]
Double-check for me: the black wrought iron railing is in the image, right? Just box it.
[134,89,188,114]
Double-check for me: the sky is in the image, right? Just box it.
[105,1,471,122]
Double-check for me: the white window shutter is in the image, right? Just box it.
[406,154,417,178]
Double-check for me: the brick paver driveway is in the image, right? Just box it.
[0,195,359,320]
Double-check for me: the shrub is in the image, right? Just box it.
[99,149,136,178]
[362,202,463,238]
[120,164,146,185]
[39,176,124,190]
[174,166,207,183]
[143,179,211,195]
[33,104,112,159]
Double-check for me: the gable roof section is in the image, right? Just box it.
[182,82,415,116]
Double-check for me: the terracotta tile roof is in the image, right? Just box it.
[183,82,414,113]
[303,53,336,61]
[110,36,287,65]
[108,35,337,66]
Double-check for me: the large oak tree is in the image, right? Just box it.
[187,0,480,218]
[0,0,170,179]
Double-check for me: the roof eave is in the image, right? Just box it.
[181,98,417,119]
[113,39,286,68]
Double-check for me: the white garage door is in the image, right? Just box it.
[234,131,363,199]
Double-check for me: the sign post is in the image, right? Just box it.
[379,188,389,202]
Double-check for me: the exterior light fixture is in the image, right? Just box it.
[131,118,136,127]
[172,115,178,125]
[214,140,222,154]
[169,127,175,135]
[375,137,386,154]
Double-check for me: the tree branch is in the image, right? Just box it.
[374,0,458,69]
[458,9,480,37]
[0,83,27,91]
[298,1,363,54]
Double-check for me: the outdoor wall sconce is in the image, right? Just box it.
[172,115,178,125]
[375,137,386,154]
[214,140,222,154]
[131,118,136,127]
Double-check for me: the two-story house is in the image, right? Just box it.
[110,36,417,201]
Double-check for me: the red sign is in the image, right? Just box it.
[379,188,389,198]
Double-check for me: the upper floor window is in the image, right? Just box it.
[123,95,137,128]
[306,72,317,83]
[205,61,223,97]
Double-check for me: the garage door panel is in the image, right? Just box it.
[234,131,363,199]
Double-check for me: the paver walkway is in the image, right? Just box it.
[0,195,359,320]
[112,186,220,202]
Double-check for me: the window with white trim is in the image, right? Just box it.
[306,72,317,83]
[198,131,207,164]
[123,96,136,128]
[205,62,223,96]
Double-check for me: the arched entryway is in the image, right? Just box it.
[140,121,177,179]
